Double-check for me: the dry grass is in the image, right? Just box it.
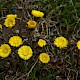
[0,0,80,80]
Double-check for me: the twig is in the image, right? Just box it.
[0,17,5,20]
[15,59,38,80]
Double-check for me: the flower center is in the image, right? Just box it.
[14,41,18,44]
[42,56,47,60]
[30,22,35,25]
[3,48,8,53]
[22,49,28,56]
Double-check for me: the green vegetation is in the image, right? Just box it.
[0,0,80,80]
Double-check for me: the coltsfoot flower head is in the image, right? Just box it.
[4,18,16,28]
[38,39,46,47]
[54,36,68,49]
[9,36,23,47]
[39,53,50,63]
[6,14,17,19]
[0,44,11,58]
[18,45,33,60]
[0,24,2,30]
[27,20,37,28]
[4,14,17,28]
[31,10,44,17]
[77,40,80,50]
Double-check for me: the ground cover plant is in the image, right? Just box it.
[0,0,80,80]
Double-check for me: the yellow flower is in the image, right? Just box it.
[4,18,16,28]
[27,20,37,28]
[54,36,68,49]
[38,39,46,47]
[18,45,33,60]
[39,53,50,63]
[9,36,23,47]
[31,10,44,17]
[4,14,17,28]
[77,40,80,50]
[6,14,17,19]
[0,44,11,58]
[0,24,2,30]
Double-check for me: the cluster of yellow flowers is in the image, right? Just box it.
[0,36,33,60]
[8,36,33,60]
[27,10,44,28]
[0,35,50,63]
[0,35,80,63]
[0,10,80,64]
[4,10,44,29]
[37,39,50,63]
[1,10,49,64]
